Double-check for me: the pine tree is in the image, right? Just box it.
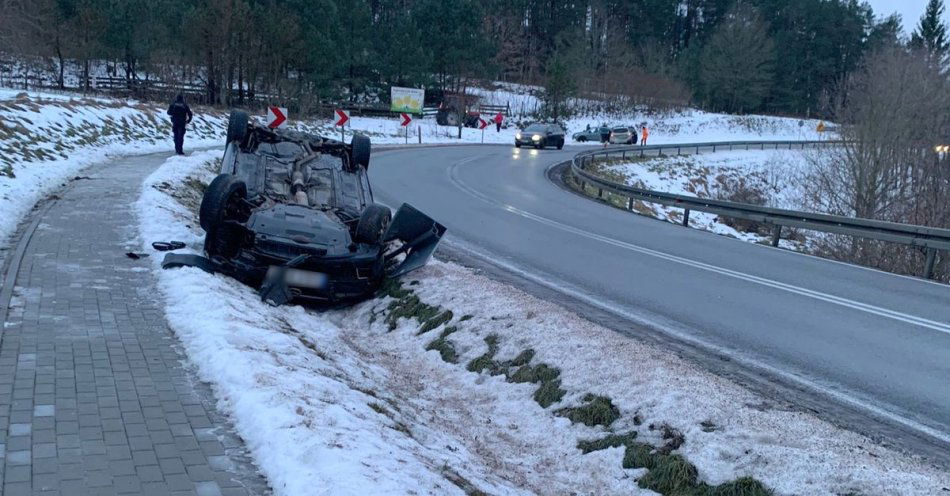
[910,0,949,58]
[697,4,775,113]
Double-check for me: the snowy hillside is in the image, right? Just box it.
[581,148,828,249]
[135,151,950,496]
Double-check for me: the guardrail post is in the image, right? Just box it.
[682,209,690,227]
[627,198,633,210]
[696,145,700,154]
[622,150,626,159]
[677,146,681,155]
[640,147,644,158]
[923,248,937,279]
[712,145,716,152]
[771,225,782,247]
[598,188,604,199]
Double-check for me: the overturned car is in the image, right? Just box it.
[163,111,445,306]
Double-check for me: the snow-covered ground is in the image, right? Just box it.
[0,89,501,252]
[0,90,228,247]
[586,148,823,249]
[135,151,950,495]
[0,85,827,255]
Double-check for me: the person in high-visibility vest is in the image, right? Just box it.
[641,125,649,146]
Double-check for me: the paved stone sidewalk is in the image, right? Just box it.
[0,153,269,495]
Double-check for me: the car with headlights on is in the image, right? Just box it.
[608,127,637,145]
[515,123,565,149]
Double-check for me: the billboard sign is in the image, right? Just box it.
[390,86,425,115]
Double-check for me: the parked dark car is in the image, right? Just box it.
[162,111,445,306]
[515,123,565,149]
[572,126,611,143]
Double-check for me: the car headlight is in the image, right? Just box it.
[515,133,522,139]
[531,134,541,141]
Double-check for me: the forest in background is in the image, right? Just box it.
[0,0,942,119]
[1,0,949,278]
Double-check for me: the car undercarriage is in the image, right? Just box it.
[162,111,445,306]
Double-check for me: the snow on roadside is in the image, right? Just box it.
[138,152,950,495]
[0,82,831,252]
[0,91,228,248]
[592,148,818,248]
[0,90,496,253]
[135,152,629,495]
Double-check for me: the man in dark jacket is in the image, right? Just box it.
[167,94,194,155]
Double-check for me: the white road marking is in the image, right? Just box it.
[447,160,950,335]
[444,237,950,445]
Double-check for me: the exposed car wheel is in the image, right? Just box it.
[576,136,587,142]
[351,134,371,169]
[199,173,247,232]
[557,139,564,150]
[355,204,392,245]
[515,143,521,148]
[445,112,460,127]
[227,110,249,145]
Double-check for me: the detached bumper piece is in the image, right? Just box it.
[384,204,447,277]
[161,253,218,274]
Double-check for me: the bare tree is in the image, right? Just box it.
[803,46,950,279]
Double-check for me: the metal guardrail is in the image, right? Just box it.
[569,140,950,279]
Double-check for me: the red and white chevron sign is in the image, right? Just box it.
[266,106,287,129]
[334,109,350,127]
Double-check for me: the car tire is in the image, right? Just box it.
[515,143,521,148]
[557,139,564,150]
[576,136,587,142]
[227,110,249,145]
[445,112,459,127]
[355,204,392,245]
[351,134,371,169]
[204,224,243,259]
[200,174,247,232]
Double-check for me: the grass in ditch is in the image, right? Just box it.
[555,393,621,427]
[378,281,771,495]
[577,431,638,454]
[426,326,460,363]
[380,280,451,333]
[464,336,568,408]
[579,433,774,495]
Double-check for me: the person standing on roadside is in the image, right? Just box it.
[167,94,193,155]
[641,124,649,146]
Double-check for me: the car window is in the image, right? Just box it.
[549,125,563,133]
[612,127,629,133]
[524,124,546,132]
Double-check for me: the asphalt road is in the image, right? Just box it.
[370,144,950,454]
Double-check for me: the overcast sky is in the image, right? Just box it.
[865,0,950,34]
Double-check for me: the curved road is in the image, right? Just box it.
[370,144,950,457]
